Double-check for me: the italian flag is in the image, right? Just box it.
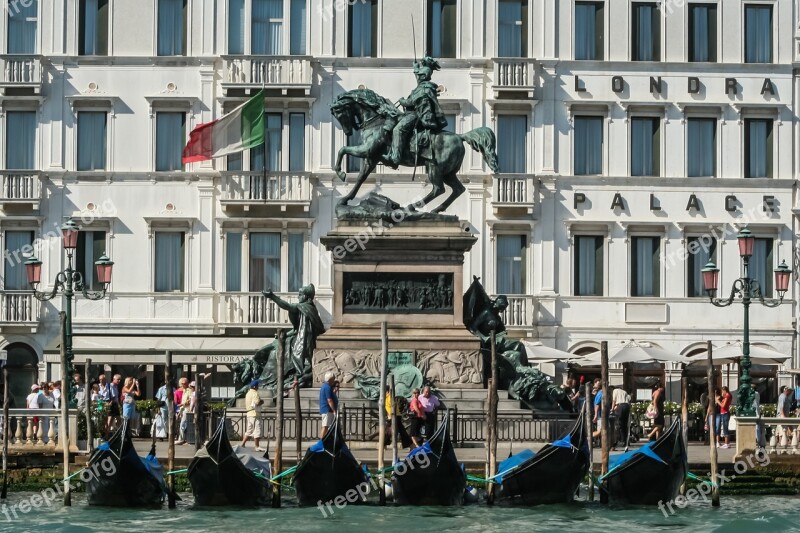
[182,90,265,163]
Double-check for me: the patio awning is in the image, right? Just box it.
[43,335,265,364]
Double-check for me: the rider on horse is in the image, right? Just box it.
[386,56,449,167]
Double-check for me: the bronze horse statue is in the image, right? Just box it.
[331,89,499,214]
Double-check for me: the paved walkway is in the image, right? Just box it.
[132,439,737,467]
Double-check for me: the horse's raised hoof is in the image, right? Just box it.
[336,170,347,182]
[406,204,417,213]
[338,198,352,207]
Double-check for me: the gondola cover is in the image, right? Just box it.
[392,413,466,506]
[601,418,688,505]
[86,420,165,507]
[498,411,589,504]
[293,416,367,506]
[187,416,272,506]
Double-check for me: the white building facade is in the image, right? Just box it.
[0,0,796,404]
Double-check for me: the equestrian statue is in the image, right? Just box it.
[331,56,499,215]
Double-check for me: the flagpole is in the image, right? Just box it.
[262,64,267,205]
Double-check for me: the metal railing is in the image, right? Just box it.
[1,171,40,201]
[222,56,312,88]
[0,55,42,85]
[221,172,312,203]
[0,291,38,323]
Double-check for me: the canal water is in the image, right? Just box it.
[0,494,796,532]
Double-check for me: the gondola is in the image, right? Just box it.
[293,415,368,506]
[187,415,272,506]
[86,419,165,507]
[392,413,466,506]
[601,418,688,505]
[497,410,589,505]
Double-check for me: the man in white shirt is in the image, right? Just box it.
[241,380,265,451]
[611,386,631,452]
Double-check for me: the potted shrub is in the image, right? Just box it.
[136,400,159,426]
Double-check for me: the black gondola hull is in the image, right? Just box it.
[602,420,688,505]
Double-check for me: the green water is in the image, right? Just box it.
[0,494,797,532]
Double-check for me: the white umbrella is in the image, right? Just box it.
[576,340,687,365]
[520,341,586,364]
[690,341,790,366]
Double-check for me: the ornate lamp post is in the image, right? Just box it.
[701,228,791,416]
[24,219,114,404]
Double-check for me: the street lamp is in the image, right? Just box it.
[24,219,114,404]
[701,228,791,416]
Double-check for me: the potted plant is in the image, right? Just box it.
[136,400,159,425]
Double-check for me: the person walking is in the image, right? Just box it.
[26,383,42,441]
[647,382,666,441]
[715,386,732,449]
[38,383,55,444]
[176,381,195,445]
[319,372,338,438]
[611,386,631,451]
[241,380,265,451]
[419,386,441,440]
[385,389,412,448]
[408,388,426,448]
[108,374,122,432]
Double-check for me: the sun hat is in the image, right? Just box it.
[249,379,260,388]
[31,384,40,391]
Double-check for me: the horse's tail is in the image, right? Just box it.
[459,127,500,173]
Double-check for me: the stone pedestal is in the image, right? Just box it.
[314,217,482,388]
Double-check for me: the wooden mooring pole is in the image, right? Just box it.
[166,350,176,509]
[585,381,594,501]
[680,369,689,495]
[706,340,720,506]
[272,330,285,508]
[85,359,92,454]
[377,322,389,505]
[390,374,398,466]
[294,378,302,462]
[599,341,609,504]
[59,312,71,506]
[1,366,8,499]
[487,330,499,504]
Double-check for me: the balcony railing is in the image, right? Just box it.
[493,58,535,94]
[221,172,312,210]
[0,292,38,324]
[0,55,42,88]
[0,171,41,207]
[495,294,535,328]
[493,174,536,215]
[222,56,312,93]
[221,292,296,326]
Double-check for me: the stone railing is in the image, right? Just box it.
[1,171,40,202]
[221,172,312,205]
[220,292,296,326]
[496,294,534,328]
[0,55,42,86]
[494,174,535,205]
[735,416,800,455]
[222,56,312,91]
[493,58,535,90]
[0,291,38,324]
[1,409,79,450]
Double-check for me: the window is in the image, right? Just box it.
[3,231,33,290]
[496,115,527,173]
[76,231,107,291]
[745,5,772,63]
[631,3,660,61]
[348,0,377,57]
[428,0,457,58]
[630,117,660,177]
[688,3,716,62]
[745,119,773,178]
[154,232,185,292]
[290,0,307,55]
[574,116,603,175]
[230,0,306,55]
[253,0,283,54]
[687,118,716,177]
[751,238,773,297]
[155,112,185,171]
[631,236,660,297]
[289,113,305,172]
[5,111,35,170]
[575,2,603,60]
[496,235,525,294]
[251,113,282,171]
[229,0,245,54]
[575,235,603,296]
[346,128,362,173]
[687,237,716,297]
[498,0,527,58]
[226,232,242,292]
[288,232,304,292]
[7,0,37,54]
[157,0,187,56]
[77,112,107,171]
[79,0,109,55]
[444,113,457,131]
[249,233,281,292]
